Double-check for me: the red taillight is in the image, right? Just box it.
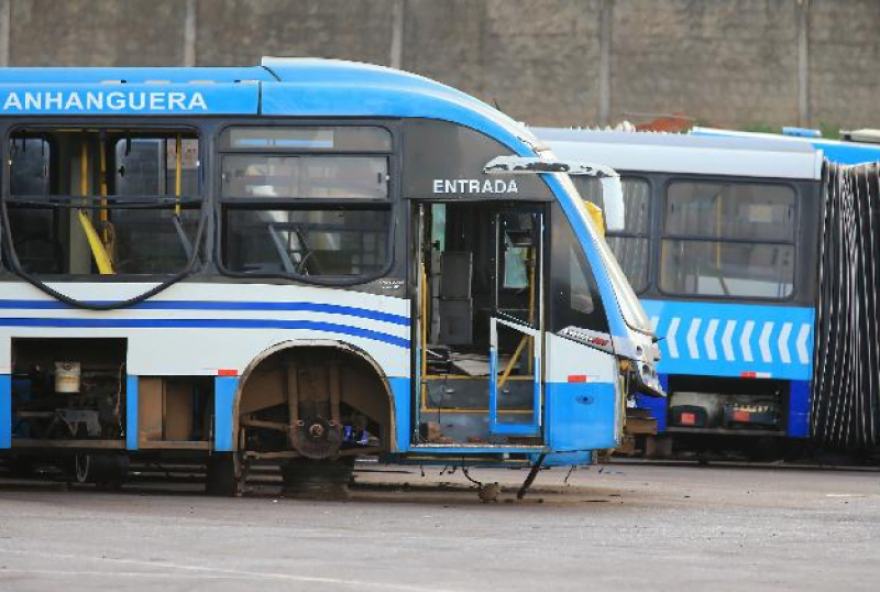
[733,410,751,422]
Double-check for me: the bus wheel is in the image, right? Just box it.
[74,453,129,489]
[281,458,354,500]
[205,452,243,497]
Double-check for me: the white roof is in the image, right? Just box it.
[533,128,824,181]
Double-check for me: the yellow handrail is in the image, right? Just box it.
[78,138,114,275]
[99,137,109,243]
[77,210,114,275]
[419,259,429,408]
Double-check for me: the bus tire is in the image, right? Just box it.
[206,452,243,497]
[74,453,129,489]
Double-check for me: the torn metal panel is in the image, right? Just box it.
[483,155,619,178]
[483,156,625,231]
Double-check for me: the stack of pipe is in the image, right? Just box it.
[812,162,880,449]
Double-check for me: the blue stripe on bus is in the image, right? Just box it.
[0,299,409,327]
[0,317,409,349]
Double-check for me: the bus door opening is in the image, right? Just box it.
[414,201,544,447]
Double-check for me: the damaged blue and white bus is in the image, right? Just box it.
[0,58,661,494]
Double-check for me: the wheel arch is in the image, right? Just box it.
[228,339,399,453]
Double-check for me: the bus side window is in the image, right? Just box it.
[10,137,50,196]
[572,176,651,292]
[660,181,795,299]
[115,138,199,197]
[7,138,57,274]
[5,130,200,277]
[110,136,200,275]
[218,127,393,281]
[549,203,609,335]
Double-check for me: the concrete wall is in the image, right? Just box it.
[610,0,801,128]
[0,0,876,130]
[808,0,880,129]
[403,0,603,126]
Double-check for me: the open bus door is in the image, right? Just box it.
[413,202,546,447]
[489,209,544,437]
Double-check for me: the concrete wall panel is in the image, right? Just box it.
[809,0,880,130]
[196,0,394,67]
[9,0,186,67]
[403,0,603,127]
[610,0,800,127]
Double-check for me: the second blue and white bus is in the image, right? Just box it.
[538,128,823,455]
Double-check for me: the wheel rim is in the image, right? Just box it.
[75,454,90,483]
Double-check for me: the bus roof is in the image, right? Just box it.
[693,126,880,166]
[0,57,538,156]
[534,127,824,181]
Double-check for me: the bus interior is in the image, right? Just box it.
[415,200,543,447]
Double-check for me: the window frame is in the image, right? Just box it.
[213,121,399,286]
[548,200,611,338]
[602,174,652,294]
[0,120,206,282]
[657,176,800,302]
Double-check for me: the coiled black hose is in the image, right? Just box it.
[812,162,880,449]
[0,197,208,311]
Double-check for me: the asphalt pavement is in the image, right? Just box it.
[0,461,878,592]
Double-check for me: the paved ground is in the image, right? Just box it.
[0,462,878,592]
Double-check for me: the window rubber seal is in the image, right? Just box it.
[0,195,209,311]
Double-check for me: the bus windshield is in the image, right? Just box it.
[557,173,653,335]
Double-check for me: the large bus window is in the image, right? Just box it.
[219,126,392,282]
[573,176,650,292]
[5,130,200,277]
[549,203,609,335]
[660,181,796,298]
[224,208,390,276]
